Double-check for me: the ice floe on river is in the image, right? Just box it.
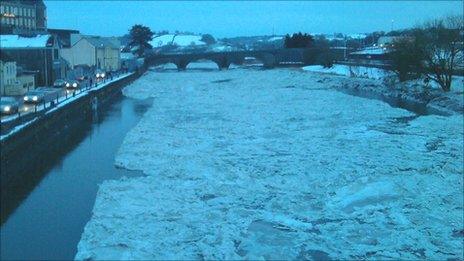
[76,67,463,260]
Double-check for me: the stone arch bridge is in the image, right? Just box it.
[145,49,306,70]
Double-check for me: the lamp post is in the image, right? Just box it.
[344,36,347,60]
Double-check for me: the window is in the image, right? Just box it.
[0,6,4,13]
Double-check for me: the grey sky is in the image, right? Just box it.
[46,1,463,37]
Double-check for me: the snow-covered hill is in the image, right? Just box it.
[150,34,206,48]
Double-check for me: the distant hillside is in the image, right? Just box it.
[150,34,206,48]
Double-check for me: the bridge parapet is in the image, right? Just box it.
[146,48,306,70]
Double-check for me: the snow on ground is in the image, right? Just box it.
[173,35,205,46]
[350,47,388,55]
[150,34,205,48]
[268,36,283,42]
[76,68,463,260]
[150,34,175,47]
[302,64,392,80]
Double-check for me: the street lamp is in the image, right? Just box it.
[344,35,347,60]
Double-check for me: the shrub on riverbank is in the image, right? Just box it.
[390,16,463,92]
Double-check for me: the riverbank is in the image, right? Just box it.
[303,65,464,116]
[76,67,463,260]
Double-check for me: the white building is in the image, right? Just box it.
[0,59,35,96]
[61,35,121,72]
[0,59,17,95]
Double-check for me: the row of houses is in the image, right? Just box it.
[0,32,123,94]
[0,0,131,96]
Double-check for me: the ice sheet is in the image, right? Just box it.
[76,68,463,260]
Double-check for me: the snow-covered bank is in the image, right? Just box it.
[303,65,464,116]
[302,64,392,80]
[76,68,463,260]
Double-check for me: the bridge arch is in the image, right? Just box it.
[146,50,284,71]
[151,62,178,70]
[149,57,183,70]
[185,58,229,70]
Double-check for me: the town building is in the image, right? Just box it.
[16,71,35,94]
[47,28,80,48]
[0,0,47,35]
[0,34,66,86]
[377,36,414,48]
[61,35,121,72]
[0,54,35,96]
[0,55,17,95]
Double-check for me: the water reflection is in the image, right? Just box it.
[0,92,151,260]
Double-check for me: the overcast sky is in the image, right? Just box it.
[46,1,463,38]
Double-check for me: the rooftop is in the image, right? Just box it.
[78,36,120,49]
[1,0,46,6]
[0,34,52,48]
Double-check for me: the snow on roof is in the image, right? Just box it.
[83,37,119,49]
[150,34,206,48]
[121,52,135,60]
[268,36,283,42]
[0,34,52,48]
[211,45,234,52]
[347,33,367,40]
[350,47,388,55]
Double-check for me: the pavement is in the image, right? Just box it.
[0,75,112,121]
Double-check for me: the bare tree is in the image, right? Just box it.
[419,16,463,92]
[389,16,463,91]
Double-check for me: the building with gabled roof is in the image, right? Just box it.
[0,34,66,86]
[61,35,121,72]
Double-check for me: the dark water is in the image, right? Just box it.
[0,94,151,260]
[337,87,451,116]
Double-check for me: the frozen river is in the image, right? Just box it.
[76,66,463,260]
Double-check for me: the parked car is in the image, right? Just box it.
[23,90,45,104]
[95,70,106,79]
[0,97,19,115]
[53,79,68,88]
